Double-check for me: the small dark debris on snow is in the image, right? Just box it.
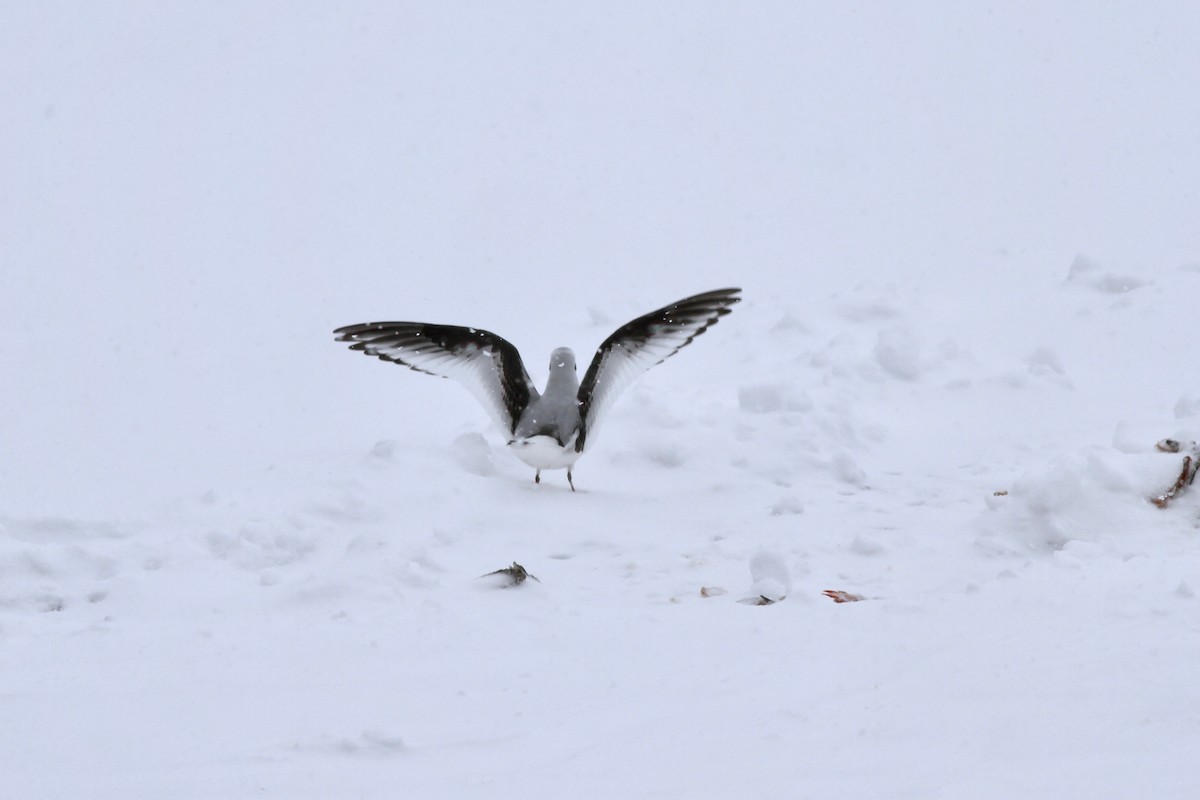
[823,589,866,604]
[739,594,784,606]
[480,562,540,587]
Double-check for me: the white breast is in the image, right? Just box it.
[507,434,582,471]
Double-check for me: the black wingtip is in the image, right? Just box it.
[697,287,742,299]
[333,322,391,340]
[675,287,742,313]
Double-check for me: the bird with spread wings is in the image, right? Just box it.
[333,288,741,490]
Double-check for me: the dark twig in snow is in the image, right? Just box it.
[1151,440,1199,508]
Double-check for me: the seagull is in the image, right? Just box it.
[333,287,741,490]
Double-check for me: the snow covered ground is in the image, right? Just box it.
[3,3,1200,798]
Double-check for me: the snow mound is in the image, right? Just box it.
[0,518,126,614]
[1065,254,1150,293]
[450,432,496,476]
[976,447,1199,554]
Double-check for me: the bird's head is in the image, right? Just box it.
[549,347,576,372]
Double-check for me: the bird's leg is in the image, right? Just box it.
[534,470,541,485]
[567,469,575,492]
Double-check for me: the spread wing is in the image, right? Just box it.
[575,288,741,452]
[333,322,537,437]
